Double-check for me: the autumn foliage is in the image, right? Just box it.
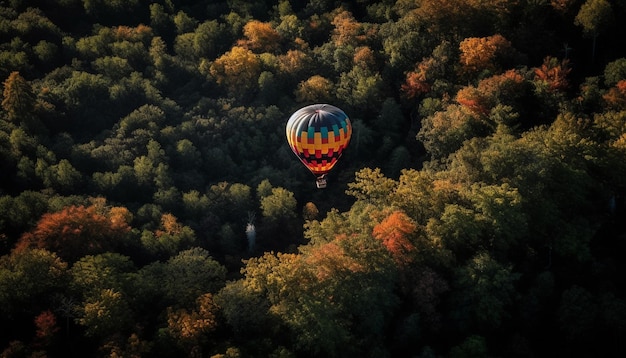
[402,58,434,98]
[16,205,131,262]
[603,79,626,109]
[305,240,364,281]
[34,310,59,341]
[167,293,218,348]
[209,46,261,93]
[459,34,514,75]
[534,56,572,91]
[372,211,417,266]
[238,20,282,53]
[456,69,526,115]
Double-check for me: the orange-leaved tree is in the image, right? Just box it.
[534,56,571,92]
[372,210,417,266]
[16,204,132,262]
[167,293,219,356]
[459,34,514,76]
[603,80,626,109]
[34,310,60,345]
[238,20,282,53]
[209,46,261,95]
[402,58,434,98]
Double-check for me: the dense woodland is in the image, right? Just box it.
[1,0,626,357]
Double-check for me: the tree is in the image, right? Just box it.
[40,159,83,193]
[575,0,614,62]
[77,288,133,338]
[0,190,49,246]
[238,20,282,53]
[449,252,520,331]
[215,278,275,342]
[557,285,598,343]
[278,49,311,78]
[295,75,334,103]
[336,66,384,110]
[166,293,219,356]
[173,139,202,171]
[331,10,366,47]
[235,234,397,357]
[34,310,60,345]
[140,213,195,258]
[16,204,131,262]
[372,210,417,266]
[92,56,132,80]
[534,57,571,92]
[260,187,297,223]
[162,247,226,307]
[209,46,261,96]
[173,10,197,34]
[0,248,68,317]
[402,59,434,99]
[346,167,397,206]
[448,335,488,358]
[195,20,229,59]
[458,34,515,77]
[373,97,405,144]
[603,58,626,86]
[302,202,319,221]
[418,104,482,162]
[2,71,35,123]
[455,69,527,119]
[69,253,135,300]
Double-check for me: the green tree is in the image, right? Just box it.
[173,139,201,170]
[173,10,197,34]
[448,335,488,358]
[69,253,135,300]
[574,0,614,63]
[92,56,132,80]
[82,0,140,22]
[140,213,195,258]
[77,288,133,338]
[418,104,484,163]
[603,58,626,86]
[260,187,297,223]
[0,190,49,248]
[215,279,275,338]
[0,248,68,317]
[557,285,598,343]
[39,159,83,194]
[74,27,114,60]
[336,66,384,110]
[162,247,226,307]
[117,104,165,138]
[346,167,397,206]
[194,20,229,59]
[149,3,175,40]
[449,252,520,331]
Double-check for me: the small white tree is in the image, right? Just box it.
[246,211,256,253]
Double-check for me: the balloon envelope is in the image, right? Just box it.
[286,104,352,177]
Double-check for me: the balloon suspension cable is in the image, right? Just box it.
[315,174,328,189]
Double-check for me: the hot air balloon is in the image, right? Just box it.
[286,104,352,188]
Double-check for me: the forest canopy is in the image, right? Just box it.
[1,0,626,357]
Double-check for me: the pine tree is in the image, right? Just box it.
[2,71,35,123]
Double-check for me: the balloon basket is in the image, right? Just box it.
[315,176,327,189]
